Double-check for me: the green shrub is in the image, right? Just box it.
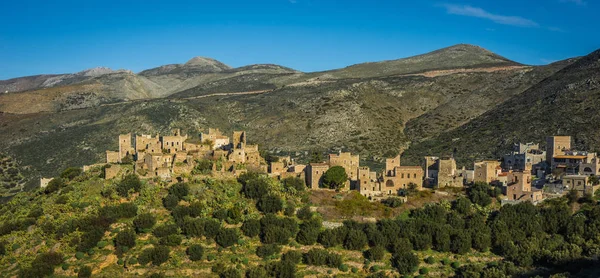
[117,258,124,265]
[153,223,179,238]
[168,182,190,200]
[159,234,182,246]
[77,266,92,278]
[282,176,306,192]
[44,178,64,194]
[256,244,281,259]
[207,254,216,261]
[114,228,136,249]
[117,174,142,197]
[87,249,95,256]
[419,267,429,274]
[61,264,69,271]
[364,246,385,261]
[216,228,239,248]
[75,252,85,260]
[451,261,460,269]
[241,219,261,238]
[282,250,302,264]
[391,252,419,274]
[151,246,170,266]
[213,208,229,221]
[162,194,179,210]
[187,244,204,261]
[128,257,138,265]
[441,257,450,265]
[257,195,284,214]
[133,213,156,233]
[303,248,342,268]
[61,167,82,181]
[351,267,359,273]
[339,264,349,272]
[246,266,267,278]
[296,206,313,220]
[96,241,109,249]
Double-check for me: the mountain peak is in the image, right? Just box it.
[185,57,229,68]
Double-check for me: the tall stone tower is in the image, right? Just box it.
[118,133,133,162]
[233,131,246,149]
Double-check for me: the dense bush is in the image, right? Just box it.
[18,251,64,278]
[318,227,346,248]
[282,177,305,192]
[213,208,228,221]
[181,217,204,237]
[256,244,282,258]
[117,174,142,197]
[61,167,83,181]
[282,250,303,264]
[133,213,156,233]
[162,194,180,210]
[296,206,313,220]
[381,197,404,208]
[468,182,493,207]
[99,203,138,220]
[245,266,268,278]
[153,223,179,238]
[187,244,204,261]
[266,260,296,278]
[258,195,283,213]
[168,182,190,200]
[241,176,269,199]
[303,248,342,268]
[391,251,419,275]
[216,228,239,248]
[78,266,92,278]
[241,219,261,238]
[139,246,170,266]
[260,214,298,244]
[159,234,182,246]
[114,228,136,249]
[203,219,221,239]
[344,229,368,250]
[364,245,386,261]
[296,218,321,245]
[44,178,64,194]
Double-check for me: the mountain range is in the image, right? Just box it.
[1,43,597,192]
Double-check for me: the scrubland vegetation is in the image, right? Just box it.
[1,165,600,277]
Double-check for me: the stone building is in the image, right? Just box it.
[546,136,571,169]
[306,163,329,189]
[105,128,267,180]
[562,175,598,196]
[357,166,381,197]
[329,152,360,181]
[423,156,463,188]
[382,166,424,194]
[474,160,501,184]
[504,164,543,203]
[503,142,546,176]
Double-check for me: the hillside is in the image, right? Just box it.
[402,49,600,166]
[315,44,521,80]
[0,44,582,182]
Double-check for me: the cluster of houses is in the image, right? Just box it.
[91,130,599,204]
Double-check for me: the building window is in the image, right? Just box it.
[401,173,404,178]
[414,173,417,178]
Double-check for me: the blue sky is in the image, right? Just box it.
[0,0,598,80]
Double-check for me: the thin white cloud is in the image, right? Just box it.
[547,26,566,32]
[440,4,539,27]
[289,0,297,3]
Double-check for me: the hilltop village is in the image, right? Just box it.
[88,129,599,205]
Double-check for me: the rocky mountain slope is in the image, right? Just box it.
[0,44,590,184]
[402,49,600,166]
